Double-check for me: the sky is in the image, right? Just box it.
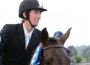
[0,0,90,47]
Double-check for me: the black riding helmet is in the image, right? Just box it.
[19,0,47,18]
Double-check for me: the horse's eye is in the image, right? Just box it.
[45,60,51,65]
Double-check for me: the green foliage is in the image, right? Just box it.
[75,55,82,63]
[82,46,90,62]
[67,45,90,63]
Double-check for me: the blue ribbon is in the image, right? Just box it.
[30,46,43,65]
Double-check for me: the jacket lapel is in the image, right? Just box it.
[16,23,25,49]
[26,29,40,50]
[16,24,40,50]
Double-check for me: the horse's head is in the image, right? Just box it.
[41,28,72,65]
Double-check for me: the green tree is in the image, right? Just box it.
[75,55,82,63]
[67,46,77,56]
[67,46,77,63]
[82,46,90,62]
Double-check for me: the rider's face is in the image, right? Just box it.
[29,9,42,27]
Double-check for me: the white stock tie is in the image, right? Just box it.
[25,35,30,49]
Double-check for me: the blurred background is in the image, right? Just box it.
[0,0,90,64]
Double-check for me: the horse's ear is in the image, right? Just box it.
[41,28,49,45]
[59,27,72,45]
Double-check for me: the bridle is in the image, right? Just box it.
[43,45,65,51]
[41,45,70,65]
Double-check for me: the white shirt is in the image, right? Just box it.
[23,24,34,49]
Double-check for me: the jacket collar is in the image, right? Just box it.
[16,23,40,50]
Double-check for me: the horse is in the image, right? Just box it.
[30,27,71,65]
[40,27,72,65]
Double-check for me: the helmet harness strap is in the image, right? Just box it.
[25,10,36,28]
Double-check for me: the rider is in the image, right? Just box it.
[0,0,47,65]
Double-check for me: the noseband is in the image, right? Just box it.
[43,45,70,59]
[43,45,65,51]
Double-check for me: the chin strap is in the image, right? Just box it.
[28,19,36,28]
[24,10,36,28]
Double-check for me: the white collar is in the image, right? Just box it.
[23,24,34,38]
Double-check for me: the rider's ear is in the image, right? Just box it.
[23,12,26,19]
[59,27,72,45]
[41,28,49,45]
